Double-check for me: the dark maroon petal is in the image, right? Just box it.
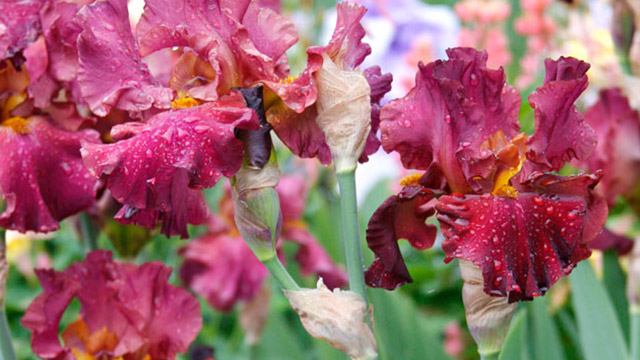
[0,117,100,233]
[0,0,41,60]
[237,86,272,168]
[365,186,437,290]
[359,66,392,163]
[380,48,521,193]
[589,228,634,256]
[283,227,348,290]
[267,104,332,165]
[581,88,640,204]
[526,57,596,172]
[180,233,268,312]
[437,182,602,301]
[81,92,258,238]
[77,0,173,116]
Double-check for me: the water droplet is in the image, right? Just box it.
[545,206,554,215]
[470,73,479,86]
[532,196,543,206]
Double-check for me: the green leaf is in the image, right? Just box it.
[527,297,564,360]
[500,310,530,360]
[570,262,628,360]
[602,250,630,343]
[370,289,449,360]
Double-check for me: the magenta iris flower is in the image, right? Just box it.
[180,175,347,311]
[21,250,201,359]
[365,48,607,302]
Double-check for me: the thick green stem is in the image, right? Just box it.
[79,212,99,253]
[336,170,367,301]
[263,256,300,291]
[632,307,640,360]
[0,230,17,360]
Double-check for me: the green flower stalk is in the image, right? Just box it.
[314,54,372,301]
[459,260,517,360]
[0,229,17,360]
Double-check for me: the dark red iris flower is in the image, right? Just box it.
[365,48,607,302]
[21,250,202,359]
[180,175,347,311]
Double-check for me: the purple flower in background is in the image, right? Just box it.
[322,0,459,99]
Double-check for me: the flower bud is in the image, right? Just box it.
[459,259,518,357]
[628,242,640,312]
[232,154,282,261]
[315,54,372,174]
[284,279,377,360]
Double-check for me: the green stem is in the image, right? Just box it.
[480,352,500,360]
[0,230,17,360]
[79,212,99,253]
[632,307,640,360]
[263,256,300,291]
[336,170,367,301]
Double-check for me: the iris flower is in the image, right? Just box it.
[365,48,607,302]
[0,0,100,234]
[75,0,270,238]
[22,250,202,359]
[180,175,347,311]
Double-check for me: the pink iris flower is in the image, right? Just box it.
[22,250,202,359]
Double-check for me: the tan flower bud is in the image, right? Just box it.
[315,54,372,173]
[459,259,518,357]
[284,279,377,360]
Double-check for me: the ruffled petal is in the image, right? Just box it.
[381,48,521,193]
[22,250,201,359]
[437,173,605,301]
[76,0,173,117]
[39,0,89,84]
[180,233,268,312]
[117,260,203,358]
[582,88,640,204]
[307,2,371,70]
[526,57,596,172]
[364,186,437,290]
[81,92,258,238]
[0,0,41,60]
[0,117,100,233]
[233,1,298,81]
